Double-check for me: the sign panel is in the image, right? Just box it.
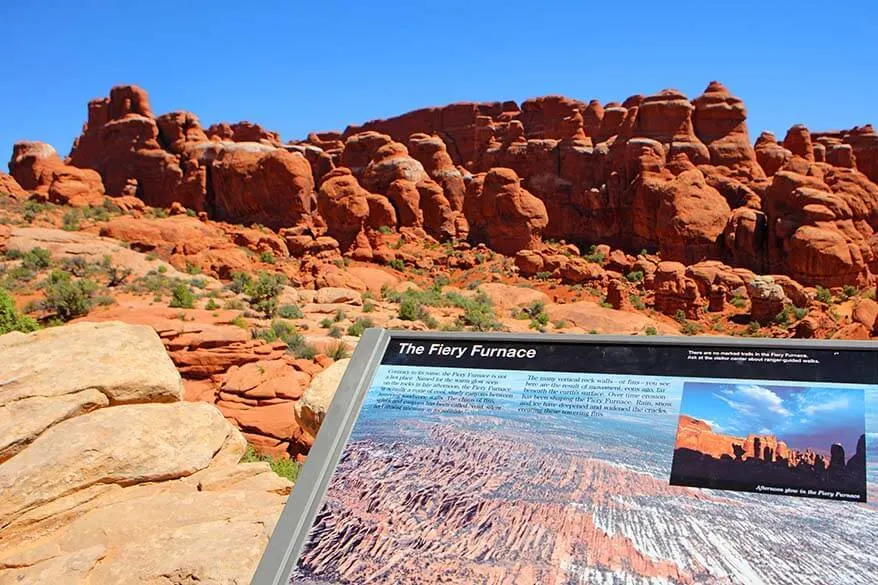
[253,331,878,585]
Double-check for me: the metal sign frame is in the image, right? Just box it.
[250,329,876,585]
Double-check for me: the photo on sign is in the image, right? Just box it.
[669,382,867,501]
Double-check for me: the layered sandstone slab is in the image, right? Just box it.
[0,322,289,584]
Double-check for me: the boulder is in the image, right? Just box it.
[0,322,290,585]
[295,358,350,438]
[747,276,788,324]
[8,141,65,192]
[47,166,106,206]
[0,321,182,407]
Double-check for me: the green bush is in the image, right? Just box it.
[377,225,393,235]
[347,317,375,337]
[229,271,253,294]
[625,270,644,283]
[169,282,195,309]
[319,317,334,328]
[41,271,96,321]
[22,247,52,271]
[248,272,286,317]
[239,445,300,482]
[328,325,343,338]
[534,271,552,281]
[205,298,219,310]
[644,326,658,336]
[362,299,375,313]
[259,250,277,264]
[583,245,605,264]
[747,321,761,335]
[841,285,859,299]
[327,341,350,360]
[388,258,405,271]
[815,286,832,303]
[62,209,81,231]
[455,291,502,332]
[61,256,91,277]
[730,294,747,309]
[278,304,304,319]
[255,320,317,359]
[0,288,39,334]
[398,296,427,321]
[629,294,645,310]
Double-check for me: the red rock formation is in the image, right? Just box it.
[316,168,370,251]
[206,121,282,146]
[8,142,65,191]
[652,261,703,319]
[210,145,315,229]
[692,82,764,179]
[12,81,875,286]
[0,173,28,199]
[463,168,548,255]
[747,276,788,324]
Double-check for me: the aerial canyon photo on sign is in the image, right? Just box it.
[1,2,877,584]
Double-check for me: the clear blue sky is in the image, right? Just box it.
[680,382,865,456]
[2,1,876,161]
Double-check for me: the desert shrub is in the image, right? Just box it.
[248,271,286,317]
[841,285,859,299]
[583,245,605,264]
[629,294,645,310]
[454,291,502,331]
[644,326,658,336]
[61,256,91,277]
[21,247,52,271]
[815,286,832,303]
[259,250,277,264]
[319,317,334,328]
[105,264,133,287]
[398,296,427,321]
[625,270,644,283]
[746,321,761,335]
[229,271,253,294]
[534,271,552,281]
[22,200,48,223]
[388,258,405,271]
[239,445,300,482]
[205,298,219,310]
[377,225,392,234]
[62,209,81,231]
[169,282,195,309]
[680,321,701,335]
[730,294,747,309]
[327,341,350,360]
[333,309,346,322]
[254,320,317,359]
[0,287,39,334]
[347,317,375,337]
[522,300,549,330]
[277,304,304,319]
[794,306,808,320]
[362,299,376,313]
[41,271,96,321]
[328,325,343,338]
[230,313,248,328]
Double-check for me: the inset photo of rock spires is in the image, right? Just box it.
[670,382,867,501]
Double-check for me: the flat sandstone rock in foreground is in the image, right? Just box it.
[0,322,290,584]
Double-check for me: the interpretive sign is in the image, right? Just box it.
[252,331,878,585]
